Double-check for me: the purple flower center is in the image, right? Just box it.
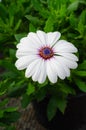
[39,47,54,60]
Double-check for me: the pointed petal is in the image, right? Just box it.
[47,32,61,47]
[25,59,40,78]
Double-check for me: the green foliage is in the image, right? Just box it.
[74,78,86,92]
[21,94,32,108]
[47,95,67,120]
[47,96,58,121]
[26,83,35,96]
[0,99,20,129]
[0,0,86,126]
[35,86,47,101]
[78,60,86,70]
[44,16,54,32]
[0,80,8,96]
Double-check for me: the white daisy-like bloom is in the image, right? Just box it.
[15,30,78,84]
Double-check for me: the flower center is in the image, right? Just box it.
[39,47,54,60]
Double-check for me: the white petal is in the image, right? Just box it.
[56,52,78,61]
[16,50,37,58]
[15,55,38,70]
[19,37,29,45]
[25,59,40,78]
[37,30,46,45]
[55,56,70,77]
[38,60,47,83]
[16,48,37,58]
[17,37,36,49]
[51,57,66,79]
[17,38,40,51]
[32,59,42,82]
[16,50,30,58]
[56,56,78,69]
[53,40,78,53]
[28,32,42,46]
[47,32,61,47]
[46,59,57,83]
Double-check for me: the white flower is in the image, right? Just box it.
[15,30,78,84]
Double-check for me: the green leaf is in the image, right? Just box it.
[78,60,86,70]
[26,83,35,96]
[14,33,26,42]
[78,10,86,35]
[9,49,16,58]
[21,94,32,108]
[0,59,17,72]
[36,87,47,101]
[74,71,86,77]
[56,98,67,114]
[79,10,86,25]
[47,97,57,121]
[0,4,8,20]
[31,0,43,11]
[14,19,22,31]
[78,19,84,35]
[4,111,21,124]
[69,13,78,28]
[47,95,67,121]
[0,111,4,118]
[0,99,9,107]
[59,83,76,95]
[25,15,40,24]
[29,23,36,32]
[44,16,54,32]
[4,107,18,112]
[8,82,26,97]
[47,0,67,10]
[0,80,8,96]
[75,78,86,92]
[67,1,79,12]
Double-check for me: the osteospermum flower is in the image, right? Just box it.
[15,30,78,83]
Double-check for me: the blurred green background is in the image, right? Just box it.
[0,0,86,129]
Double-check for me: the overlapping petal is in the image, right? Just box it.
[46,59,57,83]
[15,30,78,84]
[47,31,61,47]
[37,30,46,45]
[15,55,38,70]
[25,59,40,78]
[38,60,47,83]
[53,40,78,53]
[56,52,78,61]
